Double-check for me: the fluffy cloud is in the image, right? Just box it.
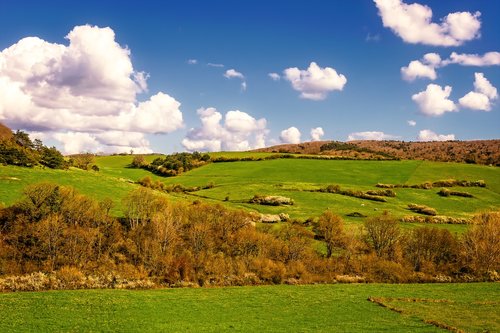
[51,131,153,155]
[347,131,397,141]
[401,60,436,81]
[417,129,455,141]
[283,62,347,100]
[412,84,456,116]
[0,25,183,154]
[374,0,481,46]
[407,120,416,126]
[403,52,500,82]
[224,69,244,80]
[268,73,280,81]
[473,72,498,100]
[401,53,441,81]
[280,127,301,144]
[459,73,498,111]
[445,52,500,66]
[182,108,267,152]
[187,59,198,65]
[224,69,246,91]
[310,127,324,141]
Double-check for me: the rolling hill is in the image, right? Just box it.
[254,140,500,165]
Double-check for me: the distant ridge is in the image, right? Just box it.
[253,140,500,166]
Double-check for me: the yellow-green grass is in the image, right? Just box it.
[0,283,497,332]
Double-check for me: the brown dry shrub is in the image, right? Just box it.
[367,259,410,283]
[55,266,86,289]
[250,258,286,284]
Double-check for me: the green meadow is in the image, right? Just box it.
[1,154,499,228]
[0,283,497,332]
[161,157,500,227]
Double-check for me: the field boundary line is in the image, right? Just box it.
[367,296,465,333]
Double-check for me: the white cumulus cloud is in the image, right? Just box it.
[0,25,183,154]
[187,59,198,65]
[182,108,268,152]
[417,129,455,141]
[347,131,398,141]
[224,69,246,91]
[407,120,416,126]
[283,62,347,100]
[459,73,498,111]
[280,127,301,144]
[224,69,245,79]
[310,127,324,141]
[401,53,441,81]
[268,72,281,81]
[444,51,500,66]
[412,84,456,116]
[403,51,500,83]
[374,0,481,46]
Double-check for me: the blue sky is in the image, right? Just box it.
[0,0,498,154]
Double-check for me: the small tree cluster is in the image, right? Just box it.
[131,152,210,177]
[0,127,65,169]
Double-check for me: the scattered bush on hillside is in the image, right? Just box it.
[408,204,437,216]
[346,212,367,218]
[365,189,396,197]
[250,195,294,206]
[401,215,470,224]
[376,179,486,189]
[437,188,474,198]
[137,176,215,194]
[315,185,388,202]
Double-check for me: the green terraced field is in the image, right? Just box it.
[0,283,497,332]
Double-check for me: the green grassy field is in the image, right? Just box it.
[1,154,499,228]
[0,156,159,215]
[0,283,497,332]
[161,158,500,225]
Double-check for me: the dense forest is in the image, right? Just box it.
[0,183,498,291]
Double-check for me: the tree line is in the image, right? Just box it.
[0,128,65,169]
[0,183,498,291]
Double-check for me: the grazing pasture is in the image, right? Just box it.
[0,283,497,332]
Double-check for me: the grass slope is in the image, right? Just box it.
[1,155,499,227]
[0,155,166,215]
[162,158,500,226]
[0,283,497,332]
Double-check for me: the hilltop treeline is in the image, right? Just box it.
[255,140,500,165]
[0,183,498,291]
[0,124,65,169]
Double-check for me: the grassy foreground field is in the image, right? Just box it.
[0,283,497,332]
